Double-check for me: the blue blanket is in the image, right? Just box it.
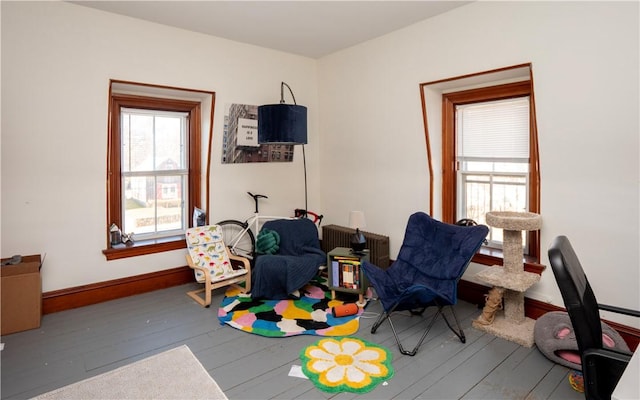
[251,218,326,300]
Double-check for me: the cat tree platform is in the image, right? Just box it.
[473,211,542,348]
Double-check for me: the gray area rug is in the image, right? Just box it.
[32,345,227,399]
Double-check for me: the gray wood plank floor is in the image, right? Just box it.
[1,283,584,399]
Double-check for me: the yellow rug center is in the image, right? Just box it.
[335,354,354,366]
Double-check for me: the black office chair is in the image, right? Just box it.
[362,212,489,356]
[548,235,639,400]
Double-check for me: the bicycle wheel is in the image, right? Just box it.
[217,219,256,260]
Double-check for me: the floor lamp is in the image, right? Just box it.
[257,82,309,212]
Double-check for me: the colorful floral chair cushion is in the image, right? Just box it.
[186,225,247,283]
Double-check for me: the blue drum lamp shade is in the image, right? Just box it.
[257,82,310,212]
[258,104,307,144]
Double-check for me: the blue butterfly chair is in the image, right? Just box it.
[363,212,489,356]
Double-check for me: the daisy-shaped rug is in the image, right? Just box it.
[300,336,394,393]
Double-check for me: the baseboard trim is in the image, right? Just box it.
[458,279,639,351]
[42,269,639,351]
[42,266,194,314]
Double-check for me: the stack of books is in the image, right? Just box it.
[331,256,363,289]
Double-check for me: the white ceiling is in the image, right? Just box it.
[70,1,471,58]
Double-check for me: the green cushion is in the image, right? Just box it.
[256,228,280,254]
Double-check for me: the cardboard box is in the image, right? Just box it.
[1,254,42,335]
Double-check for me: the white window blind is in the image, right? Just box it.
[456,97,530,161]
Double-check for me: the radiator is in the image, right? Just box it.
[321,224,390,269]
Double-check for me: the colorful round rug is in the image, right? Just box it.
[300,336,394,393]
[218,277,367,337]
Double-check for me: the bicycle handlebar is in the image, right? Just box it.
[295,208,324,225]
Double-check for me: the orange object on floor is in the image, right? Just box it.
[332,303,359,317]
[569,370,584,393]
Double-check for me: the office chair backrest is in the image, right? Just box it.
[548,235,603,354]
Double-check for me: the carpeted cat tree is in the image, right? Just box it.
[473,211,542,347]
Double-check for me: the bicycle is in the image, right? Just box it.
[217,192,323,260]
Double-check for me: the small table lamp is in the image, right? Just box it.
[349,211,367,253]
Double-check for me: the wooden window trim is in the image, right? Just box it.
[102,236,187,260]
[103,94,202,260]
[442,80,541,262]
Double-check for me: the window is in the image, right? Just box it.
[120,107,189,239]
[455,96,530,249]
[420,64,541,267]
[104,81,214,260]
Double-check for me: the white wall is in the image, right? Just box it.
[318,1,639,327]
[1,1,319,291]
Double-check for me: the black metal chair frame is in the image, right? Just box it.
[371,297,466,356]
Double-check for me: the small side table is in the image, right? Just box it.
[327,247,369,307]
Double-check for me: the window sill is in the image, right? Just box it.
[472,246,545,275]
[102,235,186,261]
